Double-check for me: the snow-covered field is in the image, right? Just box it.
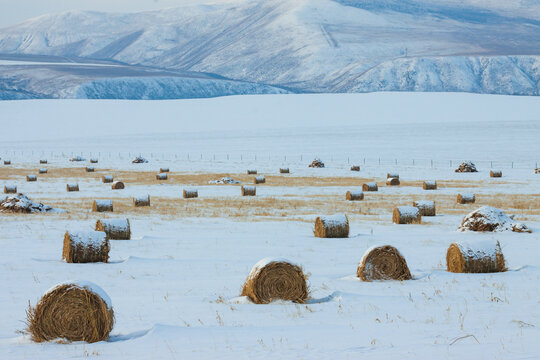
[0,93,539,359]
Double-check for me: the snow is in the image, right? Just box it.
[247,257,299,278]
[319,214,348,226]
[414,200,435,208]
[397,206,419,217]
[454,240,502,261]
[424,181,436,187]
[94,200,113,208]
[44,280,112,310]
[98,219,129,231]
[67,230,108,248]
[459,193,475,201]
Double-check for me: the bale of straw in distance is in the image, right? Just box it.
[66,183,79,192]
[490,170,502,178]
[96,219,131,240]
[90,158,99,164]
[423,181,437,190]
[4,185,17,194]
[133,195,150,207]
[92,200,113,212]
[314,214,349,238]
[357,245,412,281]
[308,158,325,168]
[457,193,475,204]
[254,175,266,184]
[39,159,47,164]
[346,190,364,201]
[280,168,290,174]
[446,240,506,273]
[27,175,37,182]
[86,167,95,173]
[241,258,308,304]
[362,182,378,191]
[351,166,360,171]
[111,181,125,190]
[413,200,436,216]
[247,169,257,175]
[183,189,198,199]
[393,206,421,224]
[160,167,169,173]
[4,160,11,165]
[26,281,114,343]
[535,167,540,174]
[386,177,400,186]
[62,230,109,263]
[455,161,477,173]
[387,172,399,179]
[39,168,48,174]
[241,185,256,196]
[102,175,113,183]
[156,173,168,180]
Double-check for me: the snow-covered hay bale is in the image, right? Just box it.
[3,160,11,165]
[387,172,399,179]
[92,200,113,212]
[350,166,360,171]
[535,167,540,174]
[455,161,478,173]
[308,158,325,168]
[111,181,125,190]
[362,182,378,191]
[1,193,55,213]
[254,175,266,184]
[241,185,256,196]
[95,219,131,240]
[241,258,308,304]
[26,281,114,343]
[159,167,169,173]
[90,158,98,164]
[386,177,400,186]
[183,189,198,199]
[62,230,109,263]
[346,190,364,201]
[458,206,531,233]
[70,156,86,162]
[314,214,349,238]
[133,195,150,207]
[4,185,17,194]
[446,240,506,273]
[39,159,47,164]
[26,175,37,182]
[132,156,148,164]
[39,168,48,174]
[490,170,502,178]
[156,173,168,180]
[357,245,412,281]
[413,200,436,216]
[247,169,257,175]
[280,168,290,174]
[102,175,113,183]
[393,206,421,224]
[86,167,95,173]
[66,183,79,192]
[423,181,437,190]
[457,193,475,204]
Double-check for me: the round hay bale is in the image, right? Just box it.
[314,214,349,238]
[346,190,364,201]
[183,189,198,199]
[90,158,99,164]
[457,193,475,204]
[96,219,131,240]
[350,166,360,171]
[362,182,378,191]
[39,168,48,174]
[156,173,168,180]
[387,172,399,179]
[241,258,308,304]
[3,160,11,165]
[241,185,256,196]
[26,281,114,343]
[133,195,150,207]
[446,240,506,273]
[413,200,436,216]
[386,177,400,186]
[92,200,113,212]
[86,167,95,173]
[62,230,109,263]
[279,168,289,174]
[458,206,531,233]
[39,159,47,164]
[4,185,17,194]
[490,170,502,178]
[66,183,79,192]
[102,175,113,183]
[247,169,257,175]
[423,181,437,190]
[254,175,266,184]
[27,175,37,182]
[357,245,412,281]
[393,206,421,224]
[111,181,124,190]
[160,167,169,173]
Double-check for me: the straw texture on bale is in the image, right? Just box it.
[62,231,109,263]
[96,219,131,240]
[308,158,325,168]
[66,183,79,192]
[455,161,477,173]
[183,189,198,199]
[387,173,399,179]
[3,160,11,165]
[26,282,114,343]
[386,177,400,186]
[357,245,412,281]
[39,168,48,174]
[346,190,364,201]
[27,175,37,182]
[90,158,99,164]
[132,156,148,164]
[4,185,17,194]
[133,195,150,207]
[86,167,95,173]
[92,200,113,212]
[423,181,437,190]
[160,168,169,173]
[457,193,475,204]
[102,175,113,183]
[247,169,257,175]
[279,168,290,174]
[254,176,266,184]
[314,214,349,238]
[413,200,436,216]
[40,160,47,164]
[535,167,540,174]
[156,173,168,180]
[241,259,308,304]
[111,181,125,190]
[446,241,506,273]
[350,166,360,171]
[490,170,502,178]
[362,182,378,191]
[241,185,256,196]
[393,206,421,224]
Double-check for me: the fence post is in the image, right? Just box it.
[511,162,513,168]
[378,158,380,165]
[431,160,433,168]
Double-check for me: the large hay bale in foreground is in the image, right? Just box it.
[247,169,257,175]
[254,176,266,184]
[393,206,421,224]
[455,161,477,173]
[160,167,169,173]
[446,241,506,273]
[26,281,114,343]
[458,206,531,233]
[413,200,436,216]
[62,231,109,263]
[280,168,290,174]
[133,195,150,207]
[3,185,16,194]
[423,181,437,190]
[490,170,502,178]
[102,175,113,183]
[92,200,113,212]
[241,258,308,304]
[156,173,168,180]
[183,189,198,199]
[350,166,360,171]
[314,214,349,238]
[386,177,400,186]
[357,245,412,281]
[66,183,79,192]
[457,193,475,204]
[346,190,364,201]
[111,181,125,190]
[39,168,48,174]
[27,175,37,182]
[96,219,131,240]
[86,167,95,173]
[39,159,47,164]
[387,172,399,179]
[241,185,256,196]
[362,182,378,191]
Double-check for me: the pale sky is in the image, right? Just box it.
[0,0,209,28]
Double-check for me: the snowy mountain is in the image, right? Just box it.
[1,0,540,98]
